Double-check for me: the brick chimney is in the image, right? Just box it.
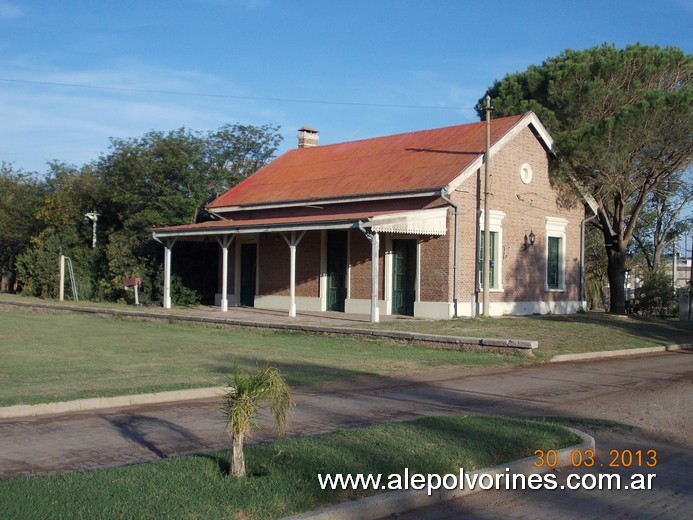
[297,127,319,148]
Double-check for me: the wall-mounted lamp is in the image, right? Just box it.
[523,230,536,251]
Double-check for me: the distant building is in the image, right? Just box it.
[668,254,692,289]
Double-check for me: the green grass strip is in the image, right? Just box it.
[0,310,526,406]
[0,415,579,519]
[367,313,693,360]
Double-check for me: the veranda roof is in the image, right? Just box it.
[151,207,449,240]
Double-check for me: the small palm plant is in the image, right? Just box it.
[222,364,293,477]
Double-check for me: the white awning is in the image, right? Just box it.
[369,207,448,235]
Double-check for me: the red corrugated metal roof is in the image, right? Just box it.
[208,114,525,209]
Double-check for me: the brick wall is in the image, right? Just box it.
[451,125,583,307]
[257,232,320,297]
[295,231,321,297]
[419,231,452,302]
[349,230,385,299]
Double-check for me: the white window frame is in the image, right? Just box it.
[478,210,505,291]
[545,217,568,292]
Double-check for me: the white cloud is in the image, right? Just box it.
[0,61,288,172]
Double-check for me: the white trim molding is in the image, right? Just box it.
[478,209,506,290]
[370,207,448,236]
[520,163,533,184]
[545,217,568,292]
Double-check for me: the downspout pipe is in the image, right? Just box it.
[441,187,460,318]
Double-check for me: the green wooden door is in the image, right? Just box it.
[392,239,416,316]
[326,231,347,311]
[240,243,257,307]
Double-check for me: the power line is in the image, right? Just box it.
[0,77,476,111]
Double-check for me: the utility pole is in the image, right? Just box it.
[689,235,692,321]
[59,249,65,302]
[483,95,492,317]
[85,211,99,248]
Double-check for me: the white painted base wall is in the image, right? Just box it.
[344,298,388,316]
[254,295,323,313]
[214,293,581,319]
[414,301,455,319]
[455,299,582,317]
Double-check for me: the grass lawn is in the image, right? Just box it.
[368,312,692,360]
[1,296,690,405]
[0,415,580,520]
[0,310,525,406]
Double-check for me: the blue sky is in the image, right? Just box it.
[0,0,691,175]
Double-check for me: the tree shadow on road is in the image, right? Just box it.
[103,414,203,459]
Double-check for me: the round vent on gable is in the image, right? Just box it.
[520,163,533,184]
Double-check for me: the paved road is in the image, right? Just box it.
[387,366,692,519]
[1,351,691,518]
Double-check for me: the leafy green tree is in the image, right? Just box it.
[98,124,282,231]
[632,170,692,270]
[478,44,693,314]
[16,226,98,299]
[100,230,153,301]
[0,164,46,290]
[38,162,105,230]
[14,162,106,298]
[99,128,208,232]
[10,123,281,303]
[222,365,293,477]
[632,269,678,318]
[206,123,283,201]
[96,124,281,303]
[584,224,610,310]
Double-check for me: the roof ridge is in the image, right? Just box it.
[290,113,526,151]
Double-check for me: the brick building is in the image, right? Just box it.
[152,112,585,320]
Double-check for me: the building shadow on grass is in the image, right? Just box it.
[528,312,693,347]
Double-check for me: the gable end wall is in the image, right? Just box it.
[451,125,583,314]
